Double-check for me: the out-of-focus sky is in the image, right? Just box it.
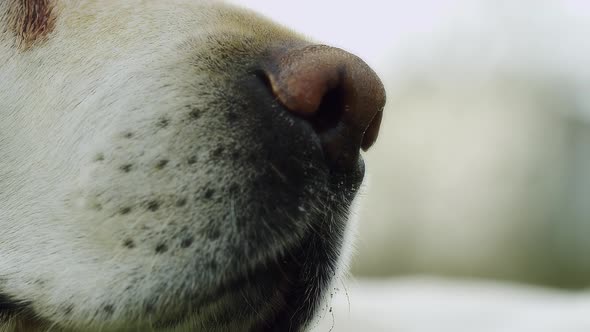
[228,0,444,82]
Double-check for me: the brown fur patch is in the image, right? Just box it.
[4,0,56,49]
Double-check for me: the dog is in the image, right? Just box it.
[0,0,385,331]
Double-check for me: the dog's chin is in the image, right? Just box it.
[152,267,286,331]
[156,253,297,331]
[159,243,329,332]
[152,163,364,332]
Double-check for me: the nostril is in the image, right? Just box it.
[256,68,345,133]
[255,69,272,91]
[313,86,345,133]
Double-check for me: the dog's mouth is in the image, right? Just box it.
[0,147,363,332]
[152,252,295,331]
[149,167,362,332]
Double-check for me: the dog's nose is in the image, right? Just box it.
[262,45,386,170]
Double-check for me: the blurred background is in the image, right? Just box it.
[227,1,590,329]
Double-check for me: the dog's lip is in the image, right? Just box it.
[155,168,362,331]
[153,258,293,330]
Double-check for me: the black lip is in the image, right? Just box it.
[252,174,361,332]
[0,293,27,313]
[152,258,288,329]
[152,166,362,332]
[0,293,36,324]
[254,221,349,331]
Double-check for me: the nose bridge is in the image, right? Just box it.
[262,44,386,170]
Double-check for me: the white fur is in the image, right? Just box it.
[1,1,363,330]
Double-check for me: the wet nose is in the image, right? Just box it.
[261,44,386,170]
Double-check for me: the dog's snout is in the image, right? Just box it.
[262,45,386,170]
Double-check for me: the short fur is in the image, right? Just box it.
[2,0,56,49]
[0,1,369,331]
